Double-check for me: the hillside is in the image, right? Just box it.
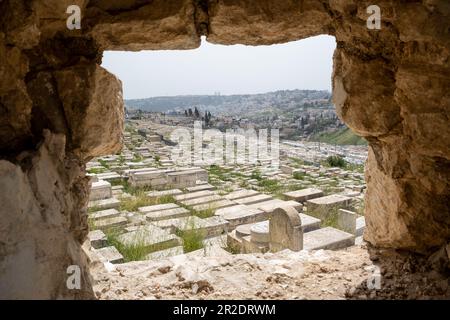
[125,90,332,115]
[312,127,367,145]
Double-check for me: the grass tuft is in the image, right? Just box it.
[176,219,206,253]
[119,191,175,212]
[105,229,149,262]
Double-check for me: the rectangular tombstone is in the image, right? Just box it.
[336,209,357,234]
[299,213,321,233]
[191,199,236,212]
[356,216,366,237]
[88,198,120,211]
[306,194,352,220]
[249,199,303,214]
[283,188,324,203]
[218,205,267,229]
[280,165,294,175]
[145,246,184,261]
[227,230,244,253]
[303,227,355,250]
[185,184,215,192]
[89,180,112,201]
[180,195,223,207]
[138,203,179,214]
[117,225,181,254]
[92,216,127,232]
[146,189,183,199]
[145,207,190,221]
[96,246,124,264]
[224,189,259,200]
[241,235,270,254]
[173,190,214,202]
[88,230,108,249]
[89,208,120,221]
[235,194,273,205]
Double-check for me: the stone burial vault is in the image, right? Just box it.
[0,0,449,299]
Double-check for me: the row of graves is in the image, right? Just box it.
[85,122,366,264]
[86,168,366,264]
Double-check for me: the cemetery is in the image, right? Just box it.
[86,122,367,264]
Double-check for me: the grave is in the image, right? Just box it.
[336,209,357,234]
[145,246,184,261]
[95,172,122,182]
[88,198,120,211]
[306,194,352,220]
[269,207,303,252]
[145,207,191,221]
[88,230,107,249]
[249,199,303,214]
[147,189,183,199]
[138,203,179,214]
[89,180,112,201]
[303,227,355,250]
[92,216,127,231]
[89,208,120,222]
[235,194,273,205]
[96,246,124,264]
[117,225,182,253]
[173,190,214,202]
[167,169,208,188]
[224,189,259,200]
[152,216,229,238]
[215,204,267,228]
[356,216,366,237]
[283,188,324,203]
[191,199,236,212]
[186,184,215,192]
[180,195,223,207]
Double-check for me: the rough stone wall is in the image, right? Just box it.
[0,0,124,299]
[0,131,93,298]
[0,0,449,298]
[328,1,450,252]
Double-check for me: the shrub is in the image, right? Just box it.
[325,155,347,168]
[293,171,306,180]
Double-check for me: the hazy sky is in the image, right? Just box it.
[102,35,336,99]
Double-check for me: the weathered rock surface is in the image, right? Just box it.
[0,0,449,298]
[89,245,449,300]
[54,63,124,160]
[0,131,93,299]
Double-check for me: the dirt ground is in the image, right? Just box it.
[89,244,450,300]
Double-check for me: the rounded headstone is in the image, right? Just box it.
[250,221,269,243]
[235,224,252,238]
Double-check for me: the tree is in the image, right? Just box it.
[204,111,209,126]
[194,107,200,118]
[185,110,188,117]
[188,108,193,117]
